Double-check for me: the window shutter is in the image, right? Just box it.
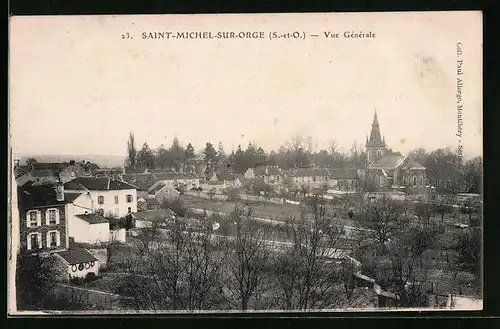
[56,231,61,247]
[56,209,60,225]
[45,209,50,226]
[27,235,32,251]
[26,212,30,228]
[37,233,42,249]
[46,232,51,248]
[37,211,42,227]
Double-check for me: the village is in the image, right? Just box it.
[11,112,483,311]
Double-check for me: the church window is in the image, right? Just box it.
[420,176,424,186]
[413,176,417,186]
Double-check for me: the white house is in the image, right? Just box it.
[154,172,200,190]
[244,166,283,184]
[64,177,138,218]
[64,191,110,244]
[53,248,100,280]
[148,181,181,202]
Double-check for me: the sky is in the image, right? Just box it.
[9,12,482,159]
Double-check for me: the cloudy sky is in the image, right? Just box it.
[10,12,482,159]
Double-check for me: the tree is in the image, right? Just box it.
[117,221,225,310]
[155,144,169,168]
[222,207,271,310]
[456,228,481,277]
[169,137,185,172]
[425,148,463,193]
[433,195,454,223]
[185,143,195,160]
[137,142,155,169]
[126,132,137,168]
[360,196,407,247]
[414,201,435,227]
[203,142,218,176]
[462,156,482,194]
[25,157,38,167]
[16,255,66,310]
[274,198,347,310]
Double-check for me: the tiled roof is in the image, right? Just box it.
[368,155,404,169]
[293,168,329,177]
[18,184,69,209]
[64,177,137,191]
[76,213,109,224]
[14,165,30,179]
[122,173,156,191]
[149,182,167,194]
[56,248,98,265]
[155,173,198,180]
[31,169,57,178]
[329,169,359,180]
[65,192,85,203]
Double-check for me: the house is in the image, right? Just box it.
[131,209,177,229]
[290,168,331,189]
[64,177,138,218]
[93,167,125,180]
[244,166,284,184]
[364,111,427,193]
[328,169,360,191]
[69,213,110,245]
[17,183,71,255]
[53,248,100,281]
[15,161,93,186]
[154,172,201,190]
[148,182,181,203]
[211,172,243,189]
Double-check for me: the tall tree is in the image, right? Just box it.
[137,142,155,169]
[25,157,38,167]
[156,144,169,168]
[127,132,137,168]
[462,156,482,194]
[184,142,195,160]
[203,142,218,176]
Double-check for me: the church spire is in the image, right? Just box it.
[367,109,383,146]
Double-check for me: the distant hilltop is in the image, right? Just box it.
[16,154,126,168]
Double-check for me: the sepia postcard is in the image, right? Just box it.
[8,11,483,315]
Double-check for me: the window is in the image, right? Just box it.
[47,230,60,248]
[114,195,119,204]
[403,176,406,185]
[27,233,41,251]
[28,210,39,227]
[98,195,104,204]
[127,207,132,214]
[413,176,417,186]
[420,176,424,187]
[126,194,133,203]
[46,208,58,225]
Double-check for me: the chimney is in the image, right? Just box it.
[56,183,64,201]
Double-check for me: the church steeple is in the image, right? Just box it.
[366,109,384,147]
[365,109,387,166]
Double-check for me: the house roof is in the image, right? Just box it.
[64,192,85,203]
[252,166,283,176]
[329,169,359,180]
[76,213,109,224]
[122,173,156,191]
[18,184,70,209]
[56,248,98,265]
[149,182,167,194]
[64,177,137,191]
[14,165,30,179]
[155,172,198,180]
[31,169,57,178]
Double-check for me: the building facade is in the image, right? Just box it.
[17,183,70,255]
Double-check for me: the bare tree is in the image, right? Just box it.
[360,196,407,247]
[274,197,348,310]
[221,207,271,310]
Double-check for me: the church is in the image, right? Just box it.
[364,111,428,194]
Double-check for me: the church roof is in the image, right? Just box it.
[369,155,426,170]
